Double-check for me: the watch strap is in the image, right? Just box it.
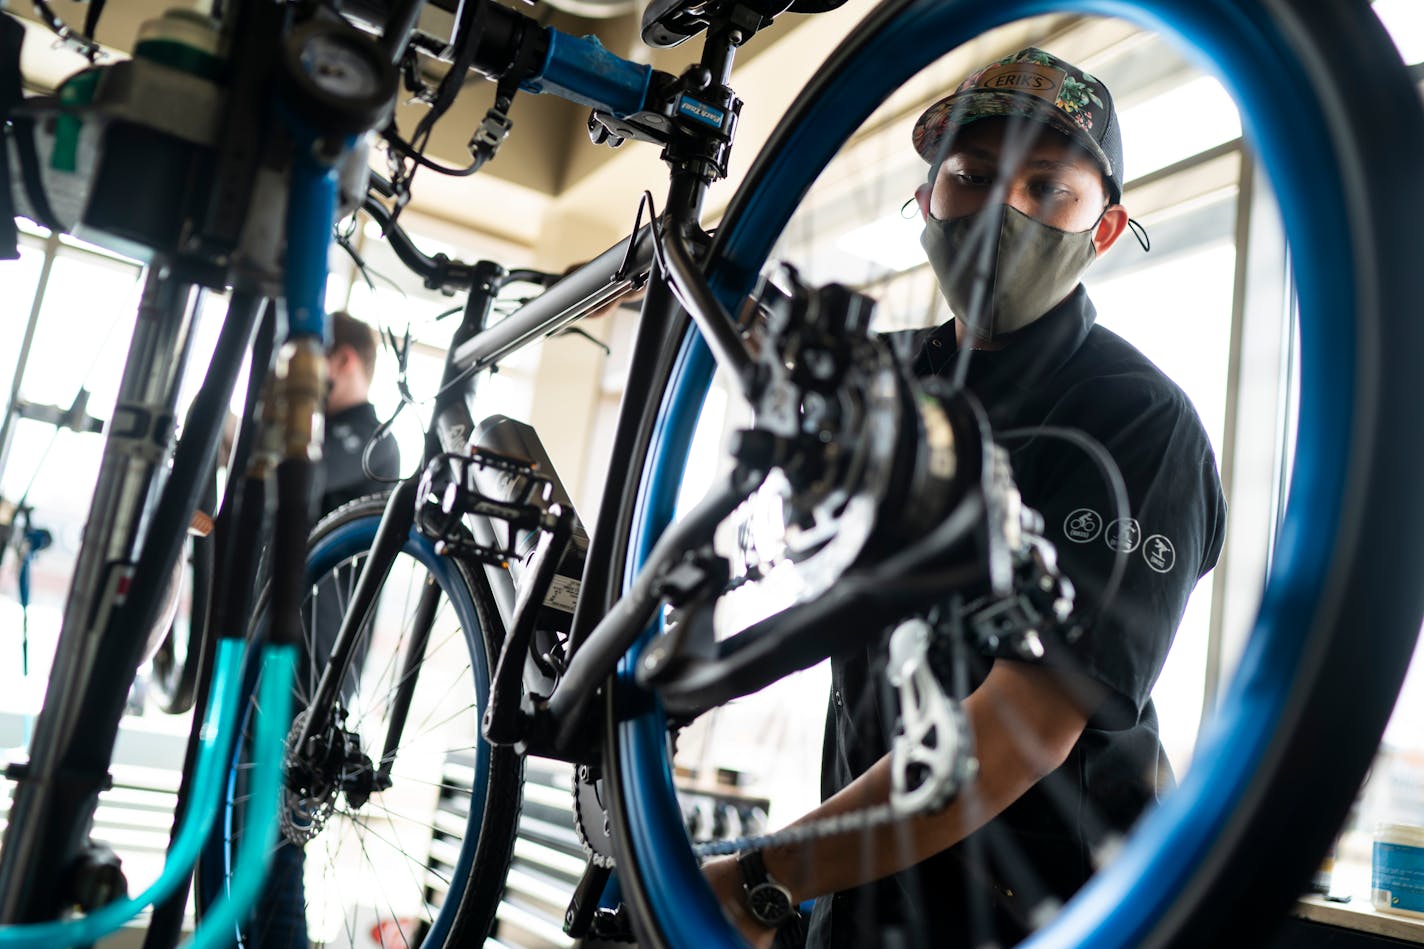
[737,849,773,889]
[737,850,795,928]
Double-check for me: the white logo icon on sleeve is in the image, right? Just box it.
[1063,508,1102,543]
[1143,534,1176,573]
[1105,518,1141,553]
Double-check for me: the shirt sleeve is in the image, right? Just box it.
[994,374,1226,729]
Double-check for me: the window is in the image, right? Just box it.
[0,232,144,704]
[1376,0,1424,66]
[338,214,539,479]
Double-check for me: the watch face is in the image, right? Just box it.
[300,34,381,99]
[747,882,794,926]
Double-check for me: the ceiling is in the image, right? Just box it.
[14,0,896,252]
[11,2,1172,266]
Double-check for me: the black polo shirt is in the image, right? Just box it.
[316,401,400,517]
[808,286,1227,948]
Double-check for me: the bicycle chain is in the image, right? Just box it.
[572,709,931,865]
[570,718,696,868]
[691,801,903,859]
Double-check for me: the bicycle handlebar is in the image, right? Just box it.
[351,0,655,118]
[360,192,462,288]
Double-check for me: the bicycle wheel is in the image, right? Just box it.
[196,494,522,947]
[601,1,1424,947]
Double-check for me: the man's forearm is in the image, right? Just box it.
[759,659,1090,902]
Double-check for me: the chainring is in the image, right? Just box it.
[572,763,617,868]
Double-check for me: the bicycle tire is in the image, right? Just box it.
[601,2,1424,948]
[195,494,523,948]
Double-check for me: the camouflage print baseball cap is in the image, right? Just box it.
[912,47,1125,203]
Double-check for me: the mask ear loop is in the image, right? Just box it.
[1087,203,1152,252]
[1127,217,1151,252]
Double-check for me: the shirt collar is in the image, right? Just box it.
[327,401,376,426]
[915,285,1097,418]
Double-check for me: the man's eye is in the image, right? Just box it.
[1031,181,1074,200]
[954,172,992,187]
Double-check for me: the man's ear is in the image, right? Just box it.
[327,344,353,377]
[914,182,932,221]
[1093,204,1130,255]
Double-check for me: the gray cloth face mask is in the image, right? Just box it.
[920,203,1098,339]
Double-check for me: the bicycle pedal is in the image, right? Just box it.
[415,450,554,566]
[587,904,637,943]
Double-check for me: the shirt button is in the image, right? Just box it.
[931,338,943,349]
[833,689,843,708]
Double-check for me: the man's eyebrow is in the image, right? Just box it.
[943,144,999,163]
[1025,157,1082,171]
[944,145,1086,172]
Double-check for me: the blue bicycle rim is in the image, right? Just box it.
[217,518,493,948]
[620,0,1369,946]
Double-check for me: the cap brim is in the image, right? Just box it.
[913,90,1115,183]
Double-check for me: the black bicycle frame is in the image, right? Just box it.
[288,224,660,760]
[293,13,763,772]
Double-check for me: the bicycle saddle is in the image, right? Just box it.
[641,0,849,48]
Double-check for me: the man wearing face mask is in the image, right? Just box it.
[704,48,1226,949]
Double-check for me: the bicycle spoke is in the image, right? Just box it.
[401,697,478,747]
[366,771,481,797]
[346,807,445,924]
[366,602,459,724]
[190,400,498,947]
[351,611,461,734]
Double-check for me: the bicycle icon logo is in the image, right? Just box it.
[1063,508,1102,543]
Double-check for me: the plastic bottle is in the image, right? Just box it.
[1373,822,1424,918]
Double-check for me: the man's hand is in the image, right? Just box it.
[697,660,1096,948]
[703,855,777,949]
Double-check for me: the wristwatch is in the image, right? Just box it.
[736,850,796,928]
